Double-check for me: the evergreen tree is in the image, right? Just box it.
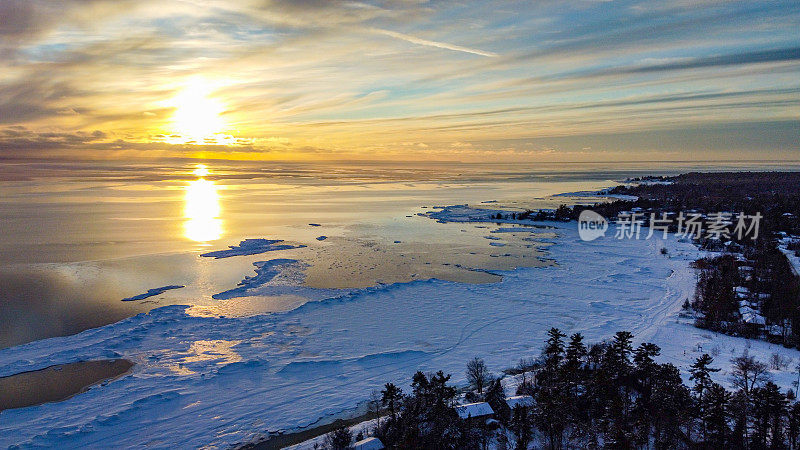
[323,425,352,450]
[542,328,566,384]
[509,404,532,450]
[484,378,510,424]
[689,353,721,442]
[632,343,661,447]
[564,332,587,376]
[535,384,568,449]
[729,390,750,449]
[604,331,634,377]
[757,382,787,448]
[788,402,800,449]
[380,383,402,421]
[705,382,731,448]
[650,363,693,449]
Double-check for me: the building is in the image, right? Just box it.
[505,395,534,409]
[353,436,384,450]
[455,401,494,421]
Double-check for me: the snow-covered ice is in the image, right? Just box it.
[200,239,306,259]
[3,206,800,448]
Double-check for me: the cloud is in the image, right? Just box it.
[625,47,800,73]
[0,128,108,152]
[372,29,497,57]
[0,0,798,160]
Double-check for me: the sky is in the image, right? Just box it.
[0,0,798,162]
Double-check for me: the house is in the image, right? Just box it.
[505,395,534,409]
[455,401,494,421]
[353,436,384,450]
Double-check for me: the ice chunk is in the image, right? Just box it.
[121,285,184,301]
[201,239,306,259]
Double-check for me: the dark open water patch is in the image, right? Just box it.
[0,359,134,412]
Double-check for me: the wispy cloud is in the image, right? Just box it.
[0,0,798,161]
[371,28,498,57]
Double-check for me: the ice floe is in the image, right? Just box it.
[121,285,184,301]
[200,239,307,259]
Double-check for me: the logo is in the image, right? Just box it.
[578,209,608,241]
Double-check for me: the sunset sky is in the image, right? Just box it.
[1,0,798,162]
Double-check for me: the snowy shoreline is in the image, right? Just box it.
[3,204,800,448]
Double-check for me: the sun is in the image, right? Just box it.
[170,79,225,141]
[193,163,209,177]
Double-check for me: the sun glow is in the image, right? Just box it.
[184,165,223,242]
[193,164,209,177]
[171,79,225,142]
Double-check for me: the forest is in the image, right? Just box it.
[316,329,800,449]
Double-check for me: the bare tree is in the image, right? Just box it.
[730,351,771,396]
[770,352,791,370]
[466,357,491,395]
[368,389,382,420]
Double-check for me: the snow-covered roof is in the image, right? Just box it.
[455,402,494,419]
[353,437,384,450]
[506,395,534,409]
[741,307,766,325]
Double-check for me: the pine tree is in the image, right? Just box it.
[485,378,510,424]
[764,382,788,448]
[429,371,457,408]
[689,353,721,442]
[650,363,693,449]
[604,331,634,377]
[749,383,786,448]
[542,328,566,384]
[323,425,352,450]
[788,402,800,449]
[381,383,403,421]
[705,382,731,448]
[535,384,569,449]
[599,331,636,443]
[564,332,587,376]
[728,390,750,449]
[632,342,661,447]
[509,404,532,450]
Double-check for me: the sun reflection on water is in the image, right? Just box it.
[184,164,223,242]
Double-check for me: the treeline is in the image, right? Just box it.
[608,171,800,236]
[692,245,800,346]
[515,172,800,349]
[320,329,800,449]
[514,172,800,238]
